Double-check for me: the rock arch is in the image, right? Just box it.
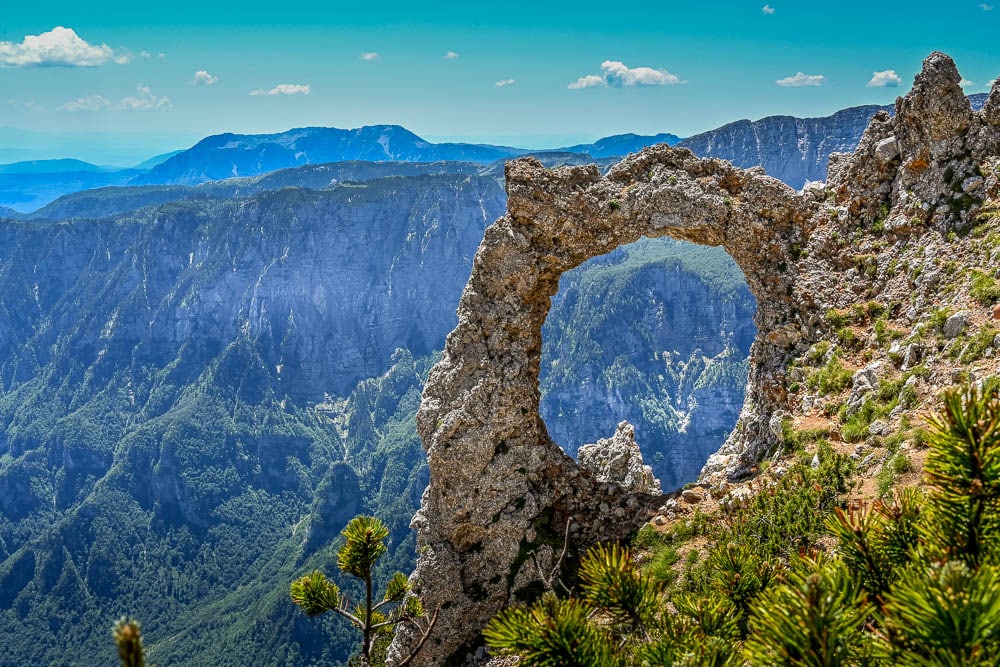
[389,51,1000,665]
[391,146,815,664]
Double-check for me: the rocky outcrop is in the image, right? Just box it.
[678,93,988,189]
[391,135,810,666]
[577,421,661,494]
[391,52,1000,664]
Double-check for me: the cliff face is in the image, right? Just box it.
[0,151,756,662]
[0,174,503,665]
[0,175,501,401]
[540,239,754,489]
[392,53,1000,665]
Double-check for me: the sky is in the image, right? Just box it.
[1,1,998,165]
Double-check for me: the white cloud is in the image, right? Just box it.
[157,52,166,59]
[360,52,379,61]
[495,79,515,87]
[58,94,112,112]
[568,74,605,90]
[867,69,902,88]
[569,60,684,89]
[191,70,219,86]
[776,71,825,87]
[762,4,776,14]
[959,78,977,88]
[444,51,459,59]
[249,83,311,96]
[7,99,45,112]
[119,84,172,111]
[0,26,126,68]
[980,3,993,10]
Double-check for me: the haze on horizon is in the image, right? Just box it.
[1,0,998,165]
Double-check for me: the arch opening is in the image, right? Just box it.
[539,236,757,491]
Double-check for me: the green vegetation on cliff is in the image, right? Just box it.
[487,386,1000,666]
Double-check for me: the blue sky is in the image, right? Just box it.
[1,1,998,164]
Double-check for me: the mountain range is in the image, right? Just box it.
[1,91,988,665]
[5,94,987,213]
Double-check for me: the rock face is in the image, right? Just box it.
[0,172,505,665]
[577,421,662,494]
[678,104,887,189]
[391,52,1000,664]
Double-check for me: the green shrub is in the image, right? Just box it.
[970,270,1000,304]
[744,557,872,666]
[807,354,853,396]
[781,417,830,453]
[958,325,999,364]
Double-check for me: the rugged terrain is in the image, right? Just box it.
[3,50,992,667]
[391,52,1000,664]
[679,93,988,188]
[0,173,503,665]
[0,166,750,663]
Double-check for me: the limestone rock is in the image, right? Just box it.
[983,79,1000,127]
[680,488,703,504]
[943,311,969,338]
[389,145,808,665]
[869,420,890,437]
[874,136,900,164]
[578,422,662,495]
[902,343,925,371]
[845,363,881,416]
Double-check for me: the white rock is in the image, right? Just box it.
[943,311,969,338]
[874,136,900,163]
[869,420,890,437]
[962,176,984,192]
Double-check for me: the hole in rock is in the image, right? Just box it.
[539,237,757,491]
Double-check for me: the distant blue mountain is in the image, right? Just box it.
[131,125,689,187]
[131,125,530,186]
[555,133,682,158]
[132,150,185,170]
[0,158,109,175]
[11,95,990,210]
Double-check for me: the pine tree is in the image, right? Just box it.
[112,617,146,667]
[290,515,437,667]
[482,385,1000,666]
[743,557,872,666]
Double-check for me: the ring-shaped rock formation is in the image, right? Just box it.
[390,146,814,665]
[391,51,1000,665]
